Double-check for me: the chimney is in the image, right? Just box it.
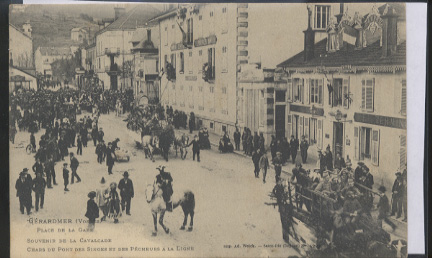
[381,5,399,57]
[303,5,315,61]
[22,20,32,37]
[114,7,126,21]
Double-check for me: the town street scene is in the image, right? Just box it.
[9,3,408,257]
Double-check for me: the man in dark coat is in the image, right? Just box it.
[32,172,46,211]
[15,169,33,215]
[324,145,333,170]
[85,191,99,232]
[299,135,309,164]
[32,158,44,175]
[98,128,105,143]
[334,152,346,171]
[252,149,261,178]
[291,162,310,211]
[289,135,299,164]
[354,162,365,184]
[253,132,259,151]
[44,157,55,188]
[269,135,277,161]
[106,143,115,175]
[91,126,98,146]
[96,140,106,164]
[76,135,83,155]
[30,132,36,150]
[118,171,134,215]
[187,135,201,162]
[233,128,241,151]
[377,186,396,231]
[155,166,173,212]
[391,172,404,218]
[241,128,248,154]
[69,153,81,183]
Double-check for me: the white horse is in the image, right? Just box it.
[142,135,159,162]
[145,183,195,236]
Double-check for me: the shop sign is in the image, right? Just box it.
[194,35,217,47]
[354,113,406,129]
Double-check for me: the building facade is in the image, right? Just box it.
[9,23,33,69]
[34,46,72,77]
[71,27,89,43]
[277,3,406,188]
[154,3,250,136]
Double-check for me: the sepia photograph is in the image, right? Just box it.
[8,2,418,257]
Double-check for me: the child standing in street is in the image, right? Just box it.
[63,163,69,191]
[85,191,99,232]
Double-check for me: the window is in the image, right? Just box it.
[330,79,343,106]
[186,18,193,45]
[210,122,214,129]
[164,26,168,46]
[275,90,286,102]
[310,79,323,104]
[361,78,375,111]
[222,46,227,72]
[343,78,350,108]
[400,134,406,168]
[179,52,184,73]
[170,54,176,69]
[210,86,214,93]
[222,7,227,13]
[287,79,292,101]
[315,5,330,30]
[210,11,214,17]
[259,90,265,126]
[401,79,406,115]
[188,51,193,74]
[164,55,168,69]
[360,127,371,159]
[222,87,227,94]
[207,48,215,80]
[199,50,202,56]
[372,129,380,165]
[293,78,304,103]
[199,15,202,21]
[309,118,317,145]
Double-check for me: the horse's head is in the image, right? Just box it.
[145,183,163,203]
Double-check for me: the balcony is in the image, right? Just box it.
[105,64,120,75]
[104,47,120,56]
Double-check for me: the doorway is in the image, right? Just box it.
[275,105,285,139]
[333,122,343,157]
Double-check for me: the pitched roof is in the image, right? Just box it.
[96,5,164,35]
[277,39,406,68]
[9,23,32,40]
[38,47,72,56]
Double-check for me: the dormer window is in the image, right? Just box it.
[314,5,330,30]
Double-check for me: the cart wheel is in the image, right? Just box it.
[26,145,32,155]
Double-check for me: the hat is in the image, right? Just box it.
[346,160,352,167]
[22,168,29,172]
[395,172,402,177]
[88,191,96,198]
[100,177,106,184]
[317,149,322,153]
[296,161,302,167]
[357,161,364,166]
[276,152,281,155]
[69,152,74,156]
[157,165,166,171]
[378,186,386,192]
[19,171,26,176]
[123,171,129,177]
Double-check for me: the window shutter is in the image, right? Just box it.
[317,119,322,149]
[299,116,304,139]
[304,117,309,142]
[366,80,374,111]
[305,79,310,104]
[371,129,380,165]
[354,127,359,160]
[301,79,305,104]
[343,77,350,108]
[401,79,406,115]
[328,79,332,106]
[287,114,292,139]
[361,80,366,109]
[400,134,407,169]
[319,79,323,105]
[287,79,292,101]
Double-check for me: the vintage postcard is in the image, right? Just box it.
[9,2,414,257]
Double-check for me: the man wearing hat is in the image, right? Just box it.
[106,142,115,175]
[289,135,299,164]
[118,171,134,215]
[91,125,98,146]
[300,135,309,164]
[97,127,104,143]
[354,162,365,184]
[291,162,310,211]
[155,166,173,212]
[69,153,81,184]
[316,149,325,176]
[391,172,404,218]
[15,169,33,215]
[272,152,283,183]
[32,172,46,211]
[96,140,106,164]
[377,185,396,231]
[85,191,99,232]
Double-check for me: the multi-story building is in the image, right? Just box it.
[277,3,406,188]
[71,27,89,44]
[151,3,250,136]
[34,46,72,77]
[131,24,160,103]
[94,5,164,91]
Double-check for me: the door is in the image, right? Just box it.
[275,105,285,139]
[333,122,344,156]
[293,115,299,139]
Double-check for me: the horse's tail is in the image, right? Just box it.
[183,191,195,211]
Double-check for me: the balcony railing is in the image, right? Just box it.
[104,48,120,55]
